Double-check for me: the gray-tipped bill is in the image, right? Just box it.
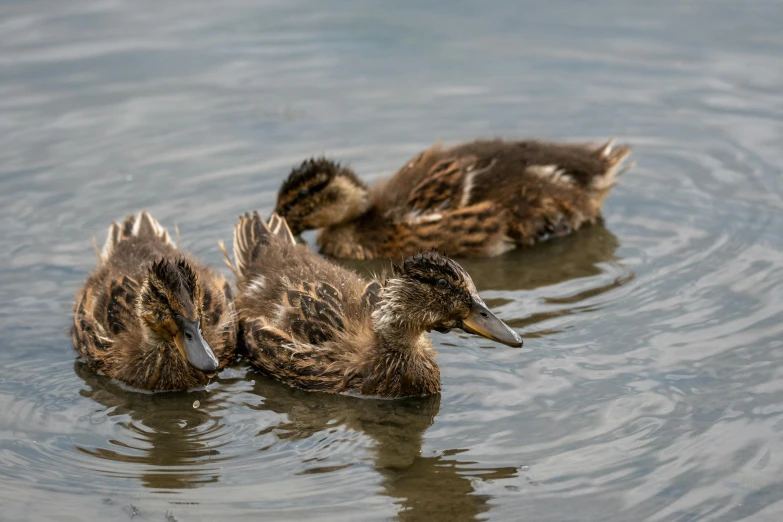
[175,317,219,373]
[459,300,523,348]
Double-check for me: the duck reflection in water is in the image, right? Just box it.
[338,222,625,291]
[73,361,225,490]
[70,221,625,515]
[247,377,518,521]
[74,361,517,520]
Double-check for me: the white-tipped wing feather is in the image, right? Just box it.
[232,211,297,277]
[100,211,174,263]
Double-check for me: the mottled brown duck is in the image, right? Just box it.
[274,138,632,259]
[72,211,237,391]
[226,211,522,398]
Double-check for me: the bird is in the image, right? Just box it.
[225,211,522,398]
[72,211,237,391]
[273,138,632,259]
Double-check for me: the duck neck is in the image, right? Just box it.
[316,217,380,259]
[326,176,372,225]
[375,319,429,354]
[371,280,432,354]
[365,283,441,397]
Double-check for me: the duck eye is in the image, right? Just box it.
[436,278,450,289]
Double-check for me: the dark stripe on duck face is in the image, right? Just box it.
[278,177,333,215]
[407,268,466,290]
[149,259,200,317]
[140,280,168,318]
[409,274,447,288]
[177,260,198,293]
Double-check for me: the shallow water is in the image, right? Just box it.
[1,0,783,520]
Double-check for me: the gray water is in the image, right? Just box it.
[1,0,782,520]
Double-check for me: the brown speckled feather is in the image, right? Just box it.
[72,212,238,391]
[278,138,632,259]
[232,212,442,398]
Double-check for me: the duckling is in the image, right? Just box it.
[72,212,237,391]
[226,211,522,398]
[274,139,632,259]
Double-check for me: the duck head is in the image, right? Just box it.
[376,251,523,347]
[274,157,370,236]
[138,258,219,374]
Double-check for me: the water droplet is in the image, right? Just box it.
[193,400,200,409]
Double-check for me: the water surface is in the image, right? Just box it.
[1,0,783,520]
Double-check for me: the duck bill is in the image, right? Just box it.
[174,318,220,373]
[461,301,523,348]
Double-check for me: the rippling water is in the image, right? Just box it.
[1,0,783,520]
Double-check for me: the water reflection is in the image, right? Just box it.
[65,217,633,518]
[337,223,624,291]
[75,359,517,520]
[3,0,783,518]
[74,361,229,490]
[341,223,633,341]
[246,378,518,522]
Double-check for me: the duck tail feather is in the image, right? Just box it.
[232,211,281,277]
[268,212,297,246]
[100,211,173,262]
[591,139,634,190]
[218,240,241,280]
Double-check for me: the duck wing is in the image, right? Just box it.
[100,211,174,264]
[242,279,352,391]
[104,275,141,335]
[401,153,500,218]
[72,270,141,363]
[380,139,633,255]
[72,285,112,370]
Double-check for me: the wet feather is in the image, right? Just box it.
[72,211,238,391]
[274,139,633,258]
